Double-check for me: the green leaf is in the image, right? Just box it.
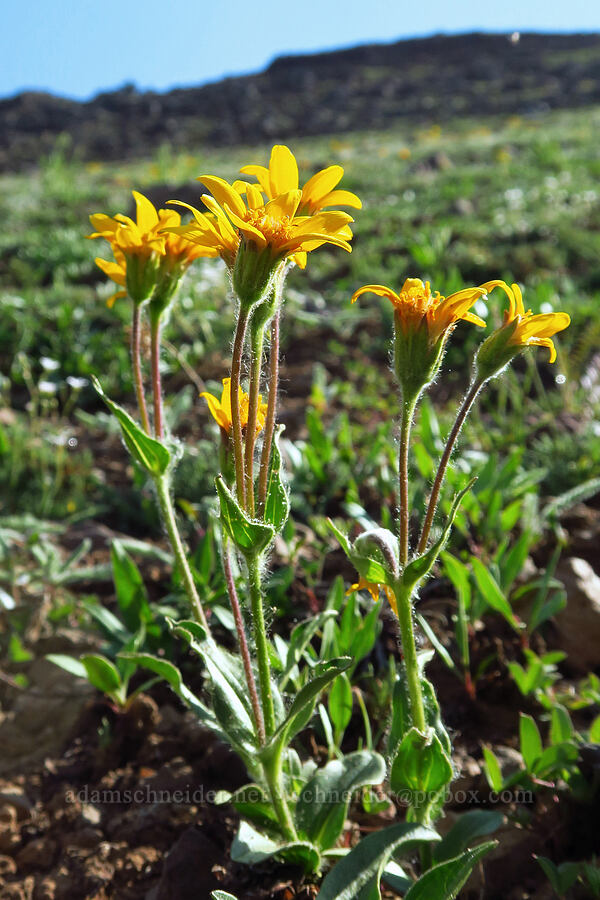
[92,376,170,475]
[417,613,456,673]
[390,727,453,798]
[46,653,88,681]
[404,841,497,900]
[212,892,239,900]
[316,822,439,900]
[231,821,320,872]
[550,705,574,745]
[118,652,219,730]
[519,713,543,772]
[471,557,520,630]
[279,609,338,687]
[264,426,290,532]
[295,751,387,851]
[536,856,580,896]
[264,657,352,758]
[227,784,279,832]
[326,518,352,556]
[110,539,151,631]
[482,747,503,792]
[433,810,504,864]
[328,672,353,738]
[589,714,600,743]
[402,480,476,591]
[80,654,122,696]
[216,475,274,555]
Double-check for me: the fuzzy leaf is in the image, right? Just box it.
[216,475,274,554]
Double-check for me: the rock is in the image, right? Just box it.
[16,838,57,871]
[153,828,221,899]
[554,557,600,672]
[0,856,17,878]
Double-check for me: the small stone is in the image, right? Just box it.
[16,838,57,871]
[554,557,600,672]
[0,855,17,877]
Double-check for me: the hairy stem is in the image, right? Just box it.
[393,579,426,733]
[231,309,250,508]
[131,303,151,434]
[417,379,484,555]
[257,305,281,511]
[244,324,265,517]
[150,311,164,441]
[222,538,265,743]
[246,553,276,737]
[398,396,418,566]
[154,474,209,632]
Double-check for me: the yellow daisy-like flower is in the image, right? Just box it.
[172,174,354,263]
[346,577,398,617]
[239,143,362,217]
[351,277,493,345]
[489,281,570,363]
[201,378,267,436]
[89,192,206,306]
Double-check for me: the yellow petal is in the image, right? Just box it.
[132,191,159,232]
[198,175,247,219]
[318,188,362,209]
[264,190,302,221]
[351,284,401,305]
[302,165,343,203]
[239,164,271,195]
[268,145,299,196]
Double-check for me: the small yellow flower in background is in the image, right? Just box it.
[351,277,490,344]
[346,577,398,617]
[89,192,206,306]
[201,378,267,436]
[476,281,570,380]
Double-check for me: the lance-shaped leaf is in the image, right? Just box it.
[295,750,387,851]
[93,376,170,475]
[262,657,351,760]
[316,822,439,900]
[118,652,219,730]
[433,810,504,864]
[402,479,476,592]
[264,426,290,532]
[403,841,497,900]
[216,475,274,555]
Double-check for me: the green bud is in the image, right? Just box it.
[125,253,160,305]
[232,240,279,311]
[475,318,520,383]
[353,528,400,581]
[149,260,185,319]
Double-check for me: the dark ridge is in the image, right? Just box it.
[1,31,599,171]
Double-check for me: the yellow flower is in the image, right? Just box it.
[347,577,398,617]
[489,281,570,363]
[89,192,206,306]
[351,277,491,345]
[239,144,362,217]
[201,378,267,435]
[171,174,354,265]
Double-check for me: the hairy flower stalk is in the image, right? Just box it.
[131,304,151,435]
[258,278,284,511]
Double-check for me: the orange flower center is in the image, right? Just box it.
[245,208,294,248]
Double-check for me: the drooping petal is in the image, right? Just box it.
[302,165,344,204]
[351,284,402,305]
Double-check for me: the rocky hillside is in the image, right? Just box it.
[1,31,599,170]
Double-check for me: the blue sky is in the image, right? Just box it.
[3,0,598,100]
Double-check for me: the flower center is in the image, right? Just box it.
[245,208,293,247]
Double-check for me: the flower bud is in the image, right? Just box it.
[125,253,160,305]
[393,312,445,401]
